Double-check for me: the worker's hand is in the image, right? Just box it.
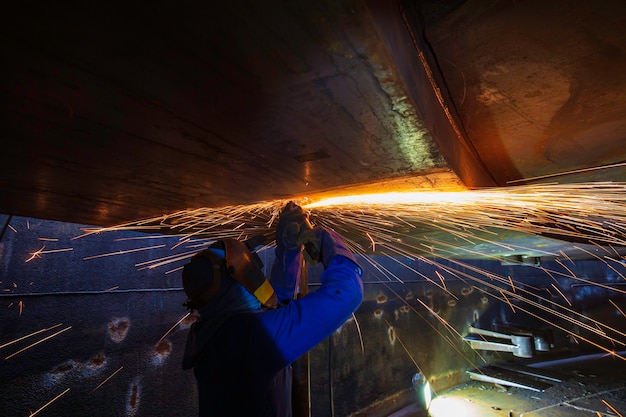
[276,201,309,252]
[299,226,358,270]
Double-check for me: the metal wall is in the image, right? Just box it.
[1,215,624,416]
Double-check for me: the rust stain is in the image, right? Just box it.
[376,292,388,304]
[461,287,473,296]
[126,380,141,416]
[108,317,130,343]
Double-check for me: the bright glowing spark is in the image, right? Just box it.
[500,290,516,313]
[25,247,73,262]
[507,275,516,293]
[350,313,364,355]
[551,283,573,307]
[28,387,70,417]
[0,323,63,350]
[158,313,191,344]
[384,320,426,376]
[365,232,376,252]
[91,366,124,393]
[5,326,71,360]
[79,183,626,357]
[602,399,623,417]
[305,191,490,208]
[609,299,625,317]
[507,161,626,184]
[83,245,167,260]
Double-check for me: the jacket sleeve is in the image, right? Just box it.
[260,255,363,365]
[270,247,304,303]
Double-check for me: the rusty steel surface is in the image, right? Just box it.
[424,0,626,185]
[2,0,625,230]
[0,0,444,227]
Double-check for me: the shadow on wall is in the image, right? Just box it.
[1,214,624,416]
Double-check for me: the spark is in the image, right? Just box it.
[506,162,626,184]
[435,271,447,290]
[26,247,74,262]
[507,275,516,293]
[500,290,516,313]
[365,232,376,252]
[352,312,364,355]
[5,326,72,360]
[83,245,167,260]
[609,299,625,317]
[601,399,623,417]
[91,366,124,393]
[0,323,63,350]
[28,388,70,417]
[385,319,426,375]
[551,283,573,307]
[157,313,190,344]
[76,183,626,358]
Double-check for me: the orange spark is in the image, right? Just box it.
[83,245,167,260]
[551,283,573,307]
[29,388,70,417]
[91,366,124,393]
[0,323,63,350]
[5,326,72,360]
[157,313,191,344]
[602,399,623,417]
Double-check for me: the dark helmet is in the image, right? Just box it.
[182,249,224,311]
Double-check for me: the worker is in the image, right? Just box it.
[181,201,363,417]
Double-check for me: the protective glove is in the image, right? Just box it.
[275,201,310,252]
[272,201,308,302]
[298,226,357,269]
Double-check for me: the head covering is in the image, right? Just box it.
[181,248,261,370]
[182,247,261,315]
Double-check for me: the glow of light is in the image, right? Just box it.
[427,396,482,417]
[26,247,74,262]
[73,182,626,360]
[304,191,487,208]
[423,381,432,409]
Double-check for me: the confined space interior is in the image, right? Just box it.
[1,1,626,416]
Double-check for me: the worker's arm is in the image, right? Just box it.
[269,245,303,303]
[269,202,307,303]
[263,253,363,364]
[263,219,364,365]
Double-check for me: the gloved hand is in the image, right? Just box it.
[275,201,311,252]
[272,202,309,302]
[298,226,357,269]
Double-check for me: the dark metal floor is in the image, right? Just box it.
[391,352,626,417]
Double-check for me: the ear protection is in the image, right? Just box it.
[183,239,277,311]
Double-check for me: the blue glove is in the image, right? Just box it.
[299,227,358,270]
[275,201,309,253]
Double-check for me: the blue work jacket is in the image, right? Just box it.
[183,252,363,417]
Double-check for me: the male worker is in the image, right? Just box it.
[181,201,363,417]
